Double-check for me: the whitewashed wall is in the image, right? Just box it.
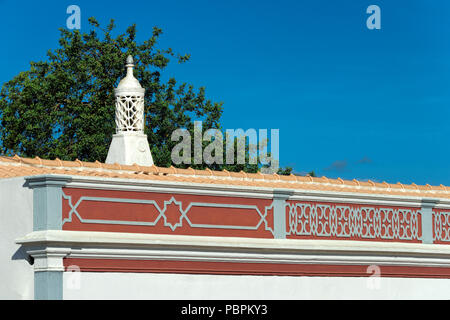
[63,272,450,300]
[0,177,34,299]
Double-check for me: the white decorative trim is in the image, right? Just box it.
[16,230,450,270]
[64,175,276,199]
[61,192,275,235]
[289,193,426,207]
[21,173,450,208]
[26,174,448,207]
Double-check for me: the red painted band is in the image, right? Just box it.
[63,258,450,278]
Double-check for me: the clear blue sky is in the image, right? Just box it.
[0,0,449,185]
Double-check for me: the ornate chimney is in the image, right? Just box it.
[105,56,154,166]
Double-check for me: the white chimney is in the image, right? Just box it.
[105,55,154,166]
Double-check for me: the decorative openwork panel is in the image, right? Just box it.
[115,94,145,133]
[433,210,450,243]
[287,201,421,242]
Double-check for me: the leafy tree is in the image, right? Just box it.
[308,170,317,177]
[0,17,300,174]
[0,18,217,163]
[277,167,293,175]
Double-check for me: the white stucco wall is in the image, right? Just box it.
[63,272,450,300]
[0,177,34,299]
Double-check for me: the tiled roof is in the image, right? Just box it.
[0,155,448,199]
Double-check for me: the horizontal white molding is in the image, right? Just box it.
[60,175,275,199]
[25,174,450,208]
[16,230,450,271]
[435,204,450,210]
[288,194,424,207]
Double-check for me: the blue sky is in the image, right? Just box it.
[0,0,449,185]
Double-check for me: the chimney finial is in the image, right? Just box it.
[126,55,134,65]
[125,55,134,78]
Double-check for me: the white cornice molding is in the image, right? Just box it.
[16,230,450,271]
[23,174,450,208]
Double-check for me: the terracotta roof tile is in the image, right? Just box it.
[244,172,261,180]
[0,155,448,199]
[189,168,209,176]
[209,169,229,177]
[173,167,195,176]
[279,174,297,182]
[228,171,244,178]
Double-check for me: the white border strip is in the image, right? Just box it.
[25,174,450,207]
[16,230,450,271]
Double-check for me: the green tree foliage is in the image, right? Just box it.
[0,18,300,174]
[0,18,220,163]
[277,167,293,175]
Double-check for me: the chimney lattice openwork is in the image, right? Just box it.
[115,94,145,132]
[114,55,146,134]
